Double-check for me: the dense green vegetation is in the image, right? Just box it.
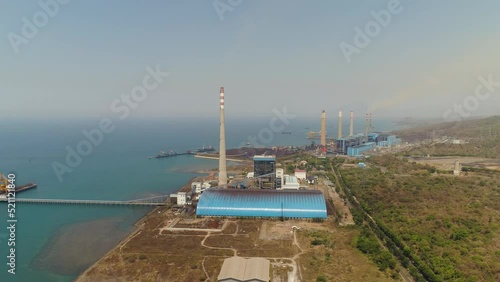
[356,226,397,272]
[341,155,500,281]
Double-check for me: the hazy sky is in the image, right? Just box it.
[2,0,500,120]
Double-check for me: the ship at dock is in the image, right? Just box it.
[0,173,37,196]
[149,149,194,159]
[149,145,216,159]
[195,145,216,153]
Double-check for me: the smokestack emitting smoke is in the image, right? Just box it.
[350,111,354,137]
[218,87,227,186]
[338,111,343,139]
[320,110,326,154]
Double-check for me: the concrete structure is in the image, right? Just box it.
[177,191,187,205]
[246,172,254,178]
[192,182,202,194]
[320,110,327,155]
[253,155,276,189]
[197,189,327,218]
[275,168,284,189]
[219,87,227,186]
[453,160,461,176]
[276,168,284,179]
[350,111,354,137]
[294,169,307,180]
[218,257,270,282]
[338,111,343,139]
[282,175,300,190]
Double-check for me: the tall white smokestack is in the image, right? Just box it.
[350,111,354,137]
[338,111,343,139]
[218,87,227,186]
[320,110,326,154]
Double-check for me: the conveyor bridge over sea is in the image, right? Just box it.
[0,194,170,206]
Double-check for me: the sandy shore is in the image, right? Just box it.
[74,206,160,282]
[33,217,131,277]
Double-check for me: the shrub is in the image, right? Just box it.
[316,275,328,282]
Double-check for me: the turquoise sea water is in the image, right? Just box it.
[0,117,396,281]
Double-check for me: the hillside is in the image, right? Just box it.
[395,116,500,158]
[394,116,500,141]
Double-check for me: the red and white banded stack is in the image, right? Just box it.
[220,87,225,109]
[218,86,227,186]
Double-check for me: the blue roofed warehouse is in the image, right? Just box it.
[196,189,327,219]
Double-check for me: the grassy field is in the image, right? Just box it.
[77,206,392,282]
[296,225,395,282]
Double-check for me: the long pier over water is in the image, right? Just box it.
[0,195,170,206]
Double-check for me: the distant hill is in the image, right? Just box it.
[393,116,500,142]
[394,116,500,158]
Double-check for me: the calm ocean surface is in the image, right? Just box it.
[0,117,397,281]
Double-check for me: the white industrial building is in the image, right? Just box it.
[176,192,187,205]
[192,181,212,195]
[281,175,300,190]
[276,168,284,179]
[218,257,270,282]
[294,169,307,180]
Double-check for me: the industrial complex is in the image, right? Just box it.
[171,87,402,223]
[166,87,330,222]
[166,87,403,281]
[312,110,402,157]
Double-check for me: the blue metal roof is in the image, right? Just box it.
[197,189,327,218]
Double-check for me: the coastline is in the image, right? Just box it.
[74,177,197,282]
[194,154,244,162]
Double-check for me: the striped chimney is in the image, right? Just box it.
[218,87,227,186]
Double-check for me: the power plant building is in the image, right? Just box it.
[196,189,327,219]
[281,175,300,190]
[347,142,376,156]
[253,155,276,189]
